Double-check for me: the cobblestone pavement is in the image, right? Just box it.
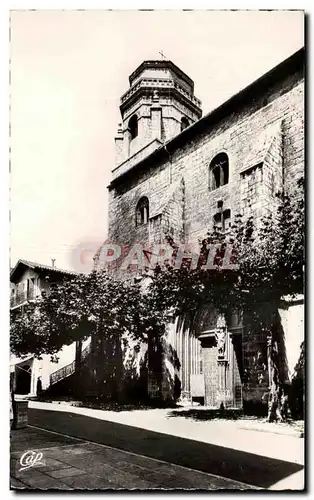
[10,426,259,491]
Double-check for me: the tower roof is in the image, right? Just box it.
[129,60,195,92]
[121,59,201,115]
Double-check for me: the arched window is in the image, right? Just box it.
[136,197,149,226]
[209,152,229,190]
[181,117,190,131]
[129,114,138,140]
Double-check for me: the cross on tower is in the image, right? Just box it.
[159,50,166,60]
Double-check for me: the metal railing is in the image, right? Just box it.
[50,360,76,386]
[49,342,91,386]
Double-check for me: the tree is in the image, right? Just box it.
[10,269,169,401]
[10,273,91,361]
[147,178,304,420]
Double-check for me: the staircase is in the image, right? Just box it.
[49,343,91,386]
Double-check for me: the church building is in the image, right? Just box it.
[95,49,304,410]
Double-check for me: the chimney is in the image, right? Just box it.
[51,259,56,268]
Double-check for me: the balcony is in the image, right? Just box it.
[10,288,36,308]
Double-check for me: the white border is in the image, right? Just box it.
[1,3,311,498]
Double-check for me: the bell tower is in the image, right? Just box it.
[114,60,202,167]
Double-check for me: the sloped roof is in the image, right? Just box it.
[10,259,78,283]
[129,60,194,90]
[150,177,184,218]
[240,121,282,174]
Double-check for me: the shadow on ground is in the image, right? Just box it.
[28,408,303,489]
[167,408,243,421]
[37,396,180,412]
[166,408,305,435]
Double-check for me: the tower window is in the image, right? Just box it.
[181,117,190,131]
[136,197,149,226]
[209,153,229,190]
[129,114,138,140]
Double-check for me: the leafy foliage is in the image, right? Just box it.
[11,271,153,356]
[149,178,304,316]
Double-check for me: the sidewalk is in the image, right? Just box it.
[29,401,305,466]
[10,426,258,490]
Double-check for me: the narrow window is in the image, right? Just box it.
[181,117,190,131]
[213,212,222,231]
[209,153,229,190]
[213,209,231,232]
[136,197,149,226]
[129,114,138,140]
[222,209,231,232]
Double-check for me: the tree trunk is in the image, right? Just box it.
[96,335,106,397]
[10,390,15,430]
[114,336,124,402]
[91,330,97,377]
[74,339,82,397]
[92,318,108,398]
[75,340,82,373]
[267,357,283,422]
[90,325,105,397]
[147,333,163,401]
[266,330,288,422]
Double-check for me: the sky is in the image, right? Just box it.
[10,9,304,272]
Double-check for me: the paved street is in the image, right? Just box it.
[10,426,257,490]
[9,405,305,490]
